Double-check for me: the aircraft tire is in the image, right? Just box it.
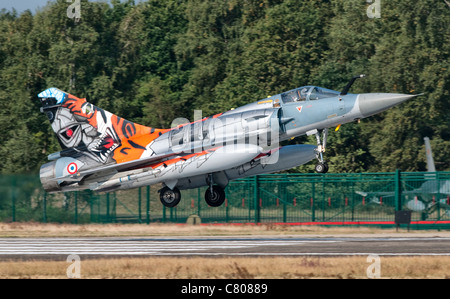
[205,185,226,207]
[160,186,181,208]
[315,162,329,174]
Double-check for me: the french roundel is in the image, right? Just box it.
[67,162,78,175]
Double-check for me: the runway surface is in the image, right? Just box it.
[1,236,450,259]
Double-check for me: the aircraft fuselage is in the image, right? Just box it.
[37,78,418,207]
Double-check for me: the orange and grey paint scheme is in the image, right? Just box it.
[38,87,290,207]
[38,78,417,208]
[40,88,169,165]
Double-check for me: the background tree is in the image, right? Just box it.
[0,0,448,174]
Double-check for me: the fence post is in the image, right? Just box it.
[106,192,110,223]
[311,182,315,222]
[197,188,201,217]
[322,177,326,221]
[97,194,101,222]
[138,187,142,223]
[351,182,355,221]
[395,169,402,211]
[74,192,78,224]
[225,188,229,223]
[283,184,287,223]
[436,172,441,221]
[254,175,260,223]
[146,185,150,224]
[112,192,117,222]
[11,177,16,222]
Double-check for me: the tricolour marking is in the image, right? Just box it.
[67,162,78,174]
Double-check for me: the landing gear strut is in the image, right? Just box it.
[308,128,329,174]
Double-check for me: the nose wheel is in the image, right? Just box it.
[308,128,329,174]
[315,162,329,173]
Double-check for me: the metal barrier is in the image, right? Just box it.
[1,172,449,227]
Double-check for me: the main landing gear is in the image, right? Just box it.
[159,186,181,208]
[205,185,226,207]
[308,128,329,174]
[205,173,226,207]
[159,175,227,208]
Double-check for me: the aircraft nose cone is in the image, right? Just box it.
[358,93,418,118]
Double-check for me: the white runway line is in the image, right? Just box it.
[152,252,450,256]
[0,237,449,256]
[0,238,337,255]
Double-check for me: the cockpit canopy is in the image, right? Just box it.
[281,86,340,103]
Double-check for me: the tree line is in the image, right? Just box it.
[0,0,448,174]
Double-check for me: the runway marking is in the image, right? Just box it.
[0,237,449,257]
[0,238,338,256]
[188,253,450,257]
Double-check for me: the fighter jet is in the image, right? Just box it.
[356,137,450,215]
[38,75,419,208]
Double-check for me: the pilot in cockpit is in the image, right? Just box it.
[299,88,309,101]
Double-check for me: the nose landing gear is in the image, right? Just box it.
[308,128,329,174]
[315,161,329,174]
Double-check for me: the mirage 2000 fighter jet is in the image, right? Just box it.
[38,75,419,208]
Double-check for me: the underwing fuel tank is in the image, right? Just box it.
[226,144,317,180]
[90,143,263,192]
[175,144,317,190]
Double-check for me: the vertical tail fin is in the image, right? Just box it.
[424,137,436,172]
[38,88,168,164]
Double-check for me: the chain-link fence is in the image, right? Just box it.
[1,172,449,227]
